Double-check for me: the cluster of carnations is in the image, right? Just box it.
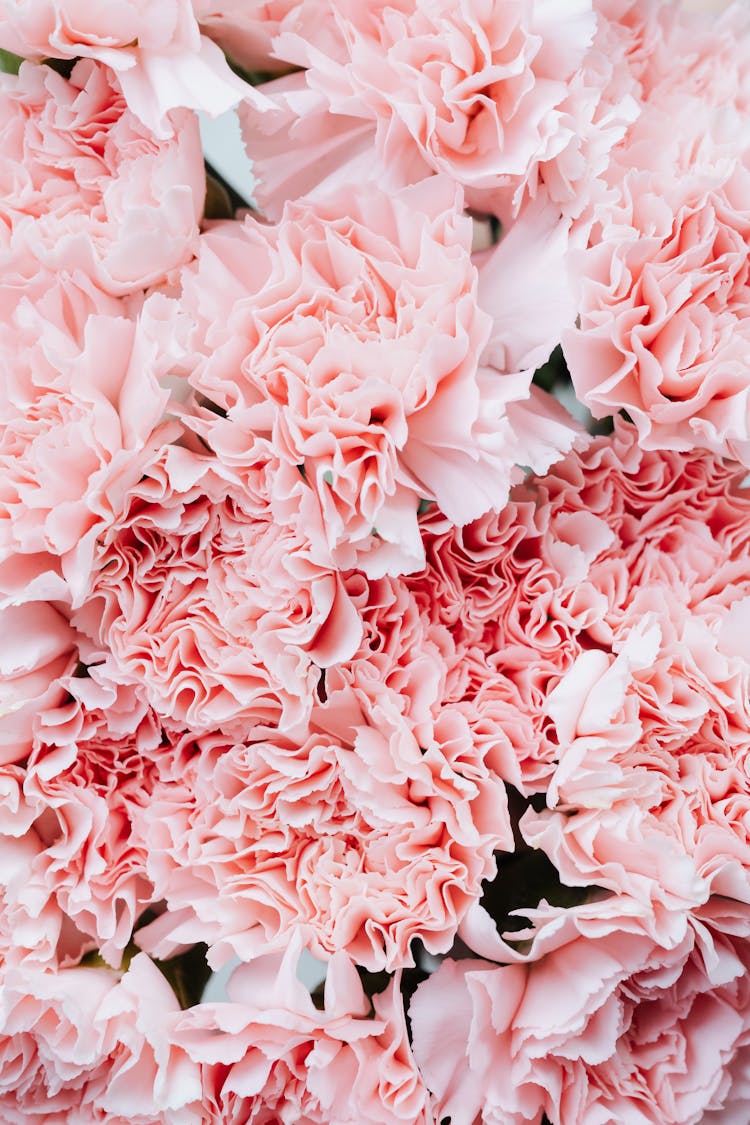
[1,0,750,1122]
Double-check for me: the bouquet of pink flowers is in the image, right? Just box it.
[1,0,750,1121]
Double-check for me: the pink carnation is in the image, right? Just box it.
[564,2,750,461]
[78,447,362,740]
[0,819,77,971]
[133,566,510,969]
[173,938,435,1124]
[0,268,179,607]
[194,0,331,74]
[173,178,576,579]
[410,914,750,1124]
[0,644,167,972]
[514,427,750,941]
[0,954,201,1123]
[239,0,636,228]
[137,725,506,964]
[0,0,259,134]
[0,60,205,295]
[420,421,750,953]
[20,658,163,967]
[0,601,77,766]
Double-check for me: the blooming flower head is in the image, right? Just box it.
[80,446,362,741]
[173,939,436,1124]
[422,420,750,951]
[0,59,205,295]
[410,914,750,1124]
[239,0,638,228]
[0,0,256,132]
[174,177,539,579]
[0,268,179,608]
[564,1,750,461]
[0,954,201,1123]
[133,589,510,967]
[133,561,511,970]
[20,657,164,967]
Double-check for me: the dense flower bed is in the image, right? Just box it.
[0,1,748,1122]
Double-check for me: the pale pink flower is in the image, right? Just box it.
[0,954,201,1124]
[0,267,179,607]
[0,820,77,970]
[565,1,750,461]
[420,421,750,955]
[0,0,261,134]
[0,59,205,295]
[174,178,577,579]
[173,938,436,1124]
[372,420,750,959]
[21,658,164,967]
[512,426,750,940]
[240,0,636,229]
[0,601,77,765]
[135,685,510,971]
[410,915,750,1125]
[0,640,163,969]
[194,0,331,73]
[127,553,512,970]
[78,447,362,741]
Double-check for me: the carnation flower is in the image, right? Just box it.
[78,447,362,740]
[173,938,435,1124]
[410,914,750,1124]
[0,0,260,133]
[239,0,637,228]
[0,266,181,607]
[133,561,510,970]
[193,0,331,74]
[515,427,750,939]
[173,177,576,579]
[0,638,164,970]
[0,819,73,971]
[0,601,77,766]
[418,421,750,951]
[20,661,163,967]
[564,1,750,461]
[0,953,201,1124]
[0,59,205,295]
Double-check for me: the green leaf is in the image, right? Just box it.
[0,49,22,74]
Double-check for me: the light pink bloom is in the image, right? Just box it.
[0,0,262,134]
[0,640,162,970]
[421,421,750,955]
[135,690,510,971]
[564,1,750,461]
[0,820,76,971]
[129,555,511,970]
[240,0,635,228]
[0,267,179,607]
[173,938,436,1124]
[410,915,750,1125]
[514,426,750,940]
[175,178,577,579]
[0,601,76,765]
[0,954,201,1124]
[194,0,331,73]
[21,656,163,967]
[0,60,205,295]
[78,446,362,741]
